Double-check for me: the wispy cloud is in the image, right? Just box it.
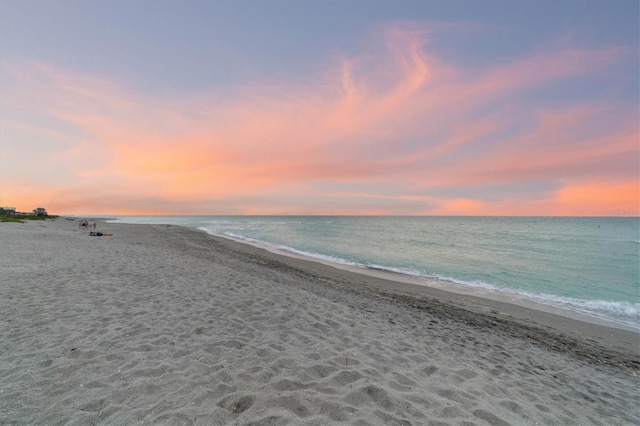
[1,22,637,215]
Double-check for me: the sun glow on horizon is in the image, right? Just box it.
[1,12,638,216]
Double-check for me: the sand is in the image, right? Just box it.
[0,218,638,425]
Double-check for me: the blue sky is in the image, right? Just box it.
[3,1,636,94]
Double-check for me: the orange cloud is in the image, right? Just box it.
[430,180,639,217]
[1,23,637,215]
[552,181,639,216]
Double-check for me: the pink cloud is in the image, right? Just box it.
[1,23,637,215]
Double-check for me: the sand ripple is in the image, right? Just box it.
[1,219,638,425]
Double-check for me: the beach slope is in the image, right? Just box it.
[0,218,638,425]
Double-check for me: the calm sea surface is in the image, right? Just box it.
[111,216,639,328]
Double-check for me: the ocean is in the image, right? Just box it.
[110,216,639,329]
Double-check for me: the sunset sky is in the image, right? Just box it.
[1,0,638,216]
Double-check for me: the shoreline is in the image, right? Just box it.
[204,227,639,334]
[197,227,639,371]
[2,217,638,425]
[107,215,639,332]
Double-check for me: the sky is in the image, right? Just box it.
[1,0,638,216]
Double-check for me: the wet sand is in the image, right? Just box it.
[1,218,638,425]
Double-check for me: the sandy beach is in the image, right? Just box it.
[1,218,638,425]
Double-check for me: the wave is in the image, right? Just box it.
[204,230,363,267]
[431,274,639,327]
[373,265,638,328]
[203,229,639,329]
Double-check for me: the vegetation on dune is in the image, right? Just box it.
[0,217,25,223]
[0,207,58,223]
[24,214,59,220]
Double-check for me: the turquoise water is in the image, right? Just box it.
[111,216,639,328]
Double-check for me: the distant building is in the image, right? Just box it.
[0,207,16,216]
[33,207,48,216]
